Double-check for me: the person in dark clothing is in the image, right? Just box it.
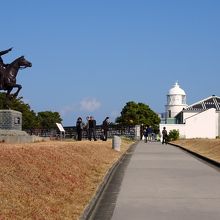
[88,116,97,141]
[101,117,109,141]
[144,125,151,143]
[84,116,90,139]
[144,125,149,143]
[147,125,153,141]
[0,47,13,88]
[76,117,84,141]
[162,127,168,144]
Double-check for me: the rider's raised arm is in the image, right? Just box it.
[0,47,13,56]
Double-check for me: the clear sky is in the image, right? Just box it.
[1,0,220,126]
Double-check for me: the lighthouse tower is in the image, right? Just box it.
[165,82,187,119]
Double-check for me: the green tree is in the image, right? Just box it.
[116,101,160,131]
[37,111,62,130]
[0,94,63,130]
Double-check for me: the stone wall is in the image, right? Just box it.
[0,110,22,130]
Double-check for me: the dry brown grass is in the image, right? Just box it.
[0,139,133,220]
[171,139,220,163]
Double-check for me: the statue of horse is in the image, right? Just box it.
[0,56,32,98]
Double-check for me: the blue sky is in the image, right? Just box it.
[1,0,220,125]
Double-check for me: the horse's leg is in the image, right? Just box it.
[6,87,13,98]
[12,84,22,97]
[4,87,13,109]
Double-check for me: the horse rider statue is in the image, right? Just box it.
[0,47,13,88]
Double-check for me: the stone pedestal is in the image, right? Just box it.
[0,109,48,143]
[0,110,22,130]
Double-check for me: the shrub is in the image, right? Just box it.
[168,129,179,141]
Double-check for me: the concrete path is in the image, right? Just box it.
[110,141,220,220]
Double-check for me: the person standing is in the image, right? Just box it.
[76,117,84,141]
[88,116,97,141]
[102,117,109,141]
[144,125,149,143]
[0,47,13,88]
[84,116,90,140]
[148,125,153,141]
[162,127,168,144]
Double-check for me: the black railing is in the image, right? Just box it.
[25,125,136,140]
[64,125,136,139]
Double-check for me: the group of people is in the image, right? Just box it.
[143,125,154,142]
[75,116,110,141]
[143,125,168,144]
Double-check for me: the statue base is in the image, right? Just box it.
[0,109,22,130]
[0,110,48,143]
[0,129,48,143]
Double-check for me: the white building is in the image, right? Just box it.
[166,82,187,118]
[160,82,220,139]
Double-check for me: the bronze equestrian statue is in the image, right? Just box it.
[0,48,32,99]
[0,47,13,88]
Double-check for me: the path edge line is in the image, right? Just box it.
[169,143,220,168]
[79,141,138,220]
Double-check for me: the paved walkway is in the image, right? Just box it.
[89,141,220,220]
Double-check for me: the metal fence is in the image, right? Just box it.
[63,125,136,140]
[25,125,136,140]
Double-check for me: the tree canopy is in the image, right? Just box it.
[37,111,62,130]
[116,101,160,131]
[0,94,62,130]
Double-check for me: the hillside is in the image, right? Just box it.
[171,139,220,163]
[0,139,132,220]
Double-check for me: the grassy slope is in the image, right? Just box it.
[171,139,220,163]
[0,139,132,220]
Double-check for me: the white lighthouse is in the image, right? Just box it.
[160,82,220,139]
[165,82,187,119]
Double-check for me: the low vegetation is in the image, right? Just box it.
[171,139,220,163]
[168,129,180,141]
[0,139,133,219]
